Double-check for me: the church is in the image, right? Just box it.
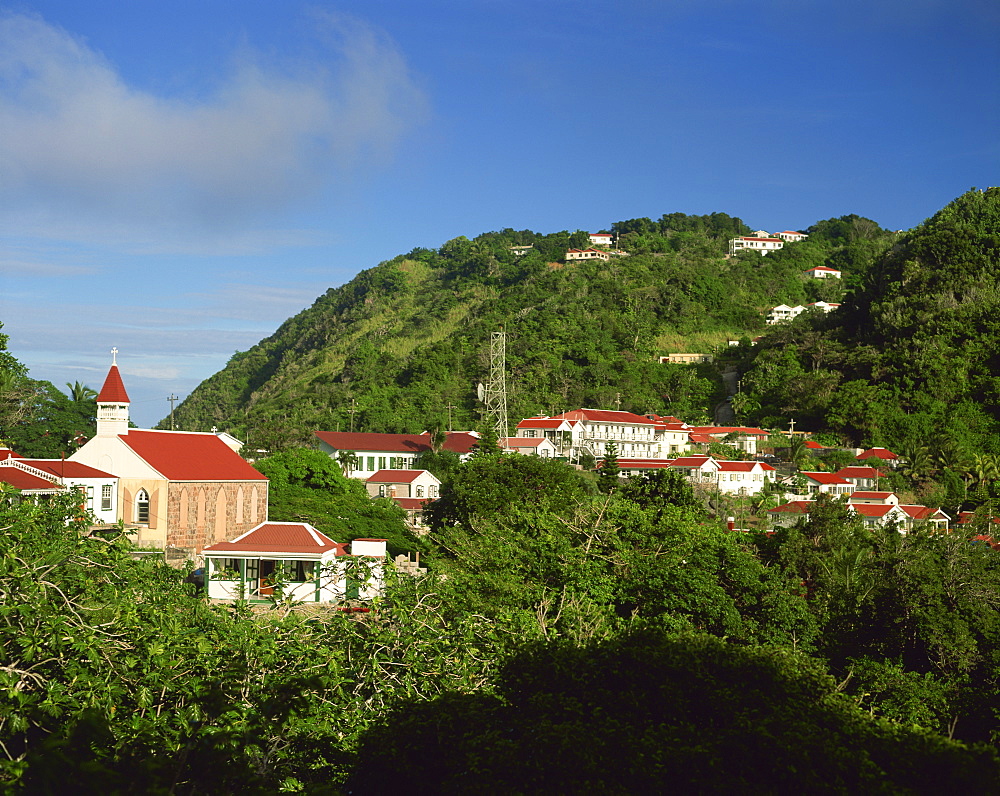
[70,351,268,555]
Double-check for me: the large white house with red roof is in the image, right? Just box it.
[663,455,775,495]
[314,431,479,479]
[516,409,670,461]
[729,236,784,256]
[203,521,387,602]
[70,353,268,554]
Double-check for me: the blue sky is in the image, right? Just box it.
[1,0,997,427]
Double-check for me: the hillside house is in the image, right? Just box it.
[729,236,784,256]
[589,232,613,247]
[804,265,841,279]
[365,469,441,500]
[659,353,712,364]
[795,472,855,497]
[835,466,883,491]
[70,353,268,554]
[776,231,808,242]
[315,431,479,479]
[565,248,610,262]
[501,437,559,457]
[203,522,387,603]
[687,426,770,456]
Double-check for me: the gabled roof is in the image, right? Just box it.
[203,522,345,556]
[851,503,900,519]
[669,455,716,468]
[716,461,768,473]
[118,430,267,481]
[17,459,115,479]
[502,437,550,448]
[97,365,130,403]
[688,433,715,444]
[366,469,437,484]
[617,458,673,468]
[516,418,570,430]
[835,466,882,479]
[899,505,950,521]
[857,447,899,461]
[393,497,431,510]
[805,266,841,273]
[803,440,825,449]
[800,471,851,485]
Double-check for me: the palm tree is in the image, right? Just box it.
[66,381,97,403]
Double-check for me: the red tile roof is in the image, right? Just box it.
[502,437,549,448]
[97,365,130,403]
[669,455,714,467]
[18,459,115,479]
[119,430,266,481]
[899,505,948,521]
[366,469,430,484]
[617,459,673,468]
[835,467,882,479]
[857,448,899,461]
[849,491,895,501]
[204,522,345,555]
[851,503,897,518]
[803,440,825,449]
[801,471,851,485]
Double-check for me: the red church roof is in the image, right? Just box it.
[119,430,266,481]
[97,365,130,403]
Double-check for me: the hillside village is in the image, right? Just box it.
[0,347,979,607]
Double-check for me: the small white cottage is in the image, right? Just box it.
[203,521,387,603]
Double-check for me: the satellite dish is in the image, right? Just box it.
[476,382,486,402]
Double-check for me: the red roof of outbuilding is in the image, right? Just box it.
[204,522,345,555]
[97,365,130,403]
[119,430,266,481]
[856,447,899,461]
[769,501,814,515]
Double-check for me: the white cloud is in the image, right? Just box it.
[0,11,427,245]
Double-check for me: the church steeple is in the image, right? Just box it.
[96,347,131,437]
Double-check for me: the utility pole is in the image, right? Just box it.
[350,398,357,433]
[483,329,510,439]
[167,394,179,430]
[446,403,456,432]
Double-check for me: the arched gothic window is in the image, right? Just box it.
[136,489,150,524]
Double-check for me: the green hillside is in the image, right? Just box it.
[734,187,1000,461]
[168,212,889,450]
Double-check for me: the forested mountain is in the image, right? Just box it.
[734,187,1000,471]
[168,211,890,450]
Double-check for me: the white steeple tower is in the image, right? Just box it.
[96,347,131,437]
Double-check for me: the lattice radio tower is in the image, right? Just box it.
[484,329,510,439]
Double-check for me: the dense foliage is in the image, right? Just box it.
[4,463,1000,791]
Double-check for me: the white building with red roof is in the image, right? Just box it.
[0,456,118,524]
[794,472,855,497]
[776,231,808,243]
[565,248,610,261]
[686,425,770,456]
[203,521,386,603]
[517,408,669,461]
[365,469,441,500]
[315,431,479,479]
[729,236,784,256]
[588,232,614,247]
[70,352,268,554]
[834,466,883,491]
[804,265,841,279]
[0,463,67,498]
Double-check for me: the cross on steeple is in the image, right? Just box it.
[111,347,118,365]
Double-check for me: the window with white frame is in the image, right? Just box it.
[101,484,113,511]
[136,489,150,523]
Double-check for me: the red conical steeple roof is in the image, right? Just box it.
[97,350,130,403]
